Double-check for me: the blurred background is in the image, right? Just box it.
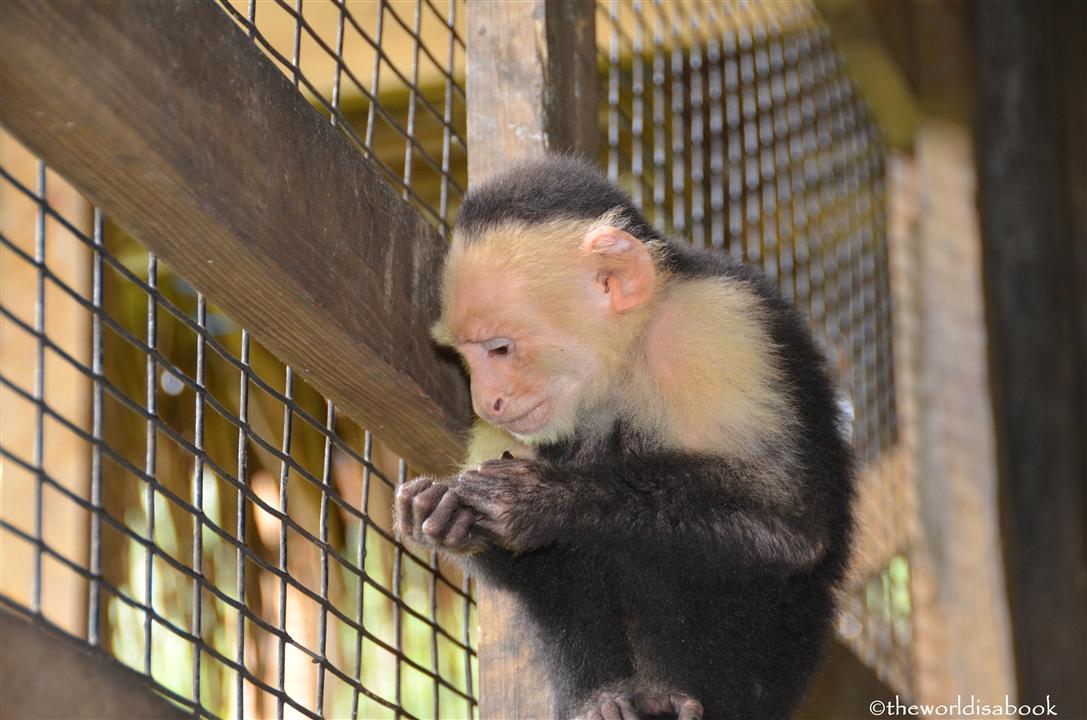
[1,1,1083,718]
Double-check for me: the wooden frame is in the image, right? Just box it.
[0,608,187,719]
[975,1,1087,715]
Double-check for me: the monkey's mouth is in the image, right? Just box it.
[501,400,548,434]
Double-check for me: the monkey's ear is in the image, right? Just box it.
[580,226,656,313]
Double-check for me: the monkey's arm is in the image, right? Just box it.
[454,456,837,571]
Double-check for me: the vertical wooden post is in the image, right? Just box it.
[465,1,598,716]
[974,1,1087,716]
[891,125,1019,706]
[466,1,598,181]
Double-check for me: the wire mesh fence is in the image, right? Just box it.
[0,2,474,717]
[216,0,468,236]
[1,65,474,720]
[596,0,909,693]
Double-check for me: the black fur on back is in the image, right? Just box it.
[458,155,855,720]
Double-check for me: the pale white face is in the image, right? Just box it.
[451,279,601,444]
[435,221,658,446]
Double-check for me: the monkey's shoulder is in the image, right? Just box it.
[621,267,795,458]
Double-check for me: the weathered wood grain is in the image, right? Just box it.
[466,0,599,182]
[465,2,599,717]
[0,0,471,475]
[975,1,1087,715]
[0,608,188,719]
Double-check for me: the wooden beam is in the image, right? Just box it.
[974,1,1087,716]
[812,0,921,151]
[465,2,599,717]
[0,608,188,719]
[0,0,471,475]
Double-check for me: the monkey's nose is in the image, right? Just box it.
[492,398,504,414]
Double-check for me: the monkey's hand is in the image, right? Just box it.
[452,458,554,553]
[395,477,487,554]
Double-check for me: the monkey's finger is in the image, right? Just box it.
[616,696,641,720]
[671,695,703,720]
[395,477,433,538]
[411,484,448,541]
[476,458,533,477]
[442,508,477,549]
[421,488,461,539]
[631,696,663,716]
[600,701,623,720]
[449,477,497,517]
[631,693,674,717]
[455,469,488,490]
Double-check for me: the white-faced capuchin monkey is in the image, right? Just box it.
[396,155,855,720]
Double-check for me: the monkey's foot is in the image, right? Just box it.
[573,685,703,720]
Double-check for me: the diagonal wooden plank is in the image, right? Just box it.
[0,0,470,475]
[0,608,189,719]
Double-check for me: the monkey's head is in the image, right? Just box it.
[432,156,668,445]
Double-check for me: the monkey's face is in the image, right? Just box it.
[433,221,659,444]
[449,277,601,443]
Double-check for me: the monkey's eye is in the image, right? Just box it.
[482,337,514,358]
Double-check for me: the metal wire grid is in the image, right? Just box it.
[215,0,468,236]
[597,0,907,691]
[0,138,477,719]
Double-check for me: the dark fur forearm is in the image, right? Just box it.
[401,452,835,580]
[514,454,831,571]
